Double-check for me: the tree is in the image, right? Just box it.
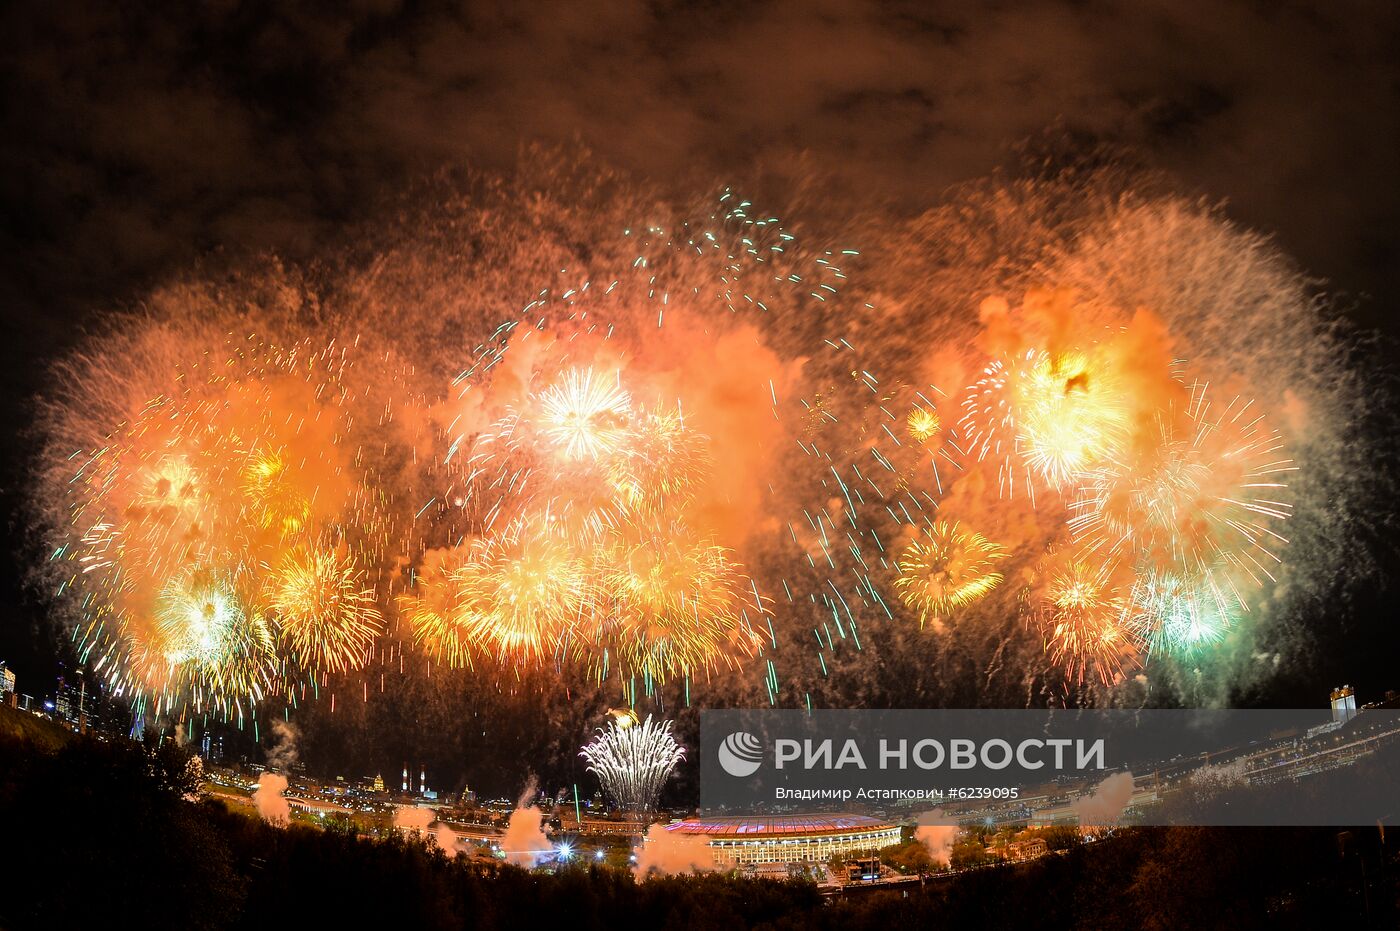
[950,838,995,870]
[878,841,934,876]
[1038,824,1082,852]
[0,733,244,930]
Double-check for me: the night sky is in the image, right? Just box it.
[2,0,1398,793]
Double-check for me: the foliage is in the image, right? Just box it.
[0,731,1394,930]
[877,840,935,875]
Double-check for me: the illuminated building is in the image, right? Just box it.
[558,812,653,836]
[1331,685,1358,723]
[53,667,89,727]
[1000,837,1048,861]
[198,732,224,762]
[664,814,900,866]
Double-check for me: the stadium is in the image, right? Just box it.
[665,814,901,865]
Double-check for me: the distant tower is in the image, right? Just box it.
[419,765,426,795]
[1331,685,1357,723]
[402,764,409,792]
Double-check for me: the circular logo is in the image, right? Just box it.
[717,731,764,777]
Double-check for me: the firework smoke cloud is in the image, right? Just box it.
[27,152,1382,734]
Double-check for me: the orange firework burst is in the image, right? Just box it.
[402,521,589,667]
[135,455,201,518]
[426,329,769,683]
[599,524,765,681]
[1036,559,1138,685]
[538,367,632,461]
[270,547,383,675]
[960,347,1126,494]
[1068,382,1293,591]
[894,520,1006,624]
[50,329,394,713]
[1016,349,1127,488]
[241,447,313,537]
[606,409,711,513]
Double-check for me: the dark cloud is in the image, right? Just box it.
[3,0,1396,316]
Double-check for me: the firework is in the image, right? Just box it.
[270,547,383,675]
[579,714,685,814]
[402,523,589,667]
[48,329,394,713]
[398,553,479,669]
[155,567,280,704]
[421,334,769,683]
[1068,382,1293,596]
[599,525,765,681]
[959,350,1039,497]
[1036,559,1137,685]
[959,346,1127,494]
[792,373,963,574]
[241,447,312,537]
[894,520,1006,624]
[607,409,711,513]
[607,707,640,728]
[537,367,632,461]
[462,366,635,542]
[1126,569,1235,655]
[1015,349,1127,488]
[906,405,941,443]
[32,179,1345,715]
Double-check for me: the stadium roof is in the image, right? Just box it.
[665,814,892,838]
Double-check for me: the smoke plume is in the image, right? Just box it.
[264,719,300,772]
[632,823,715,877]
[393,805,459,856]
[914,808,959,867]
[253,772,290,826]
[1072,771,1135,826]
[500,778,550,867]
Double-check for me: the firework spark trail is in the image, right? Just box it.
[790,284,1298,686]
[270,547,383,676]
[1033,558,1138,685]
[402,340,769,682]
[579,714,685,814]
[959,350,1040,499]
[894,520,1007,625]
[47,326,398,716]
[33,174,1354,717]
